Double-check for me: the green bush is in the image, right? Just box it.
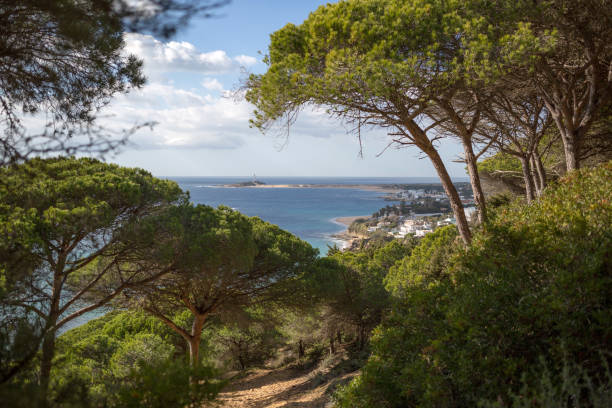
[114,358,222,408]
[47,311,219,406]
[384,225,458,297]
[335,162,612,407]
[482,357,612,408]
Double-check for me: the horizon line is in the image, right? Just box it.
[160,175,469,179]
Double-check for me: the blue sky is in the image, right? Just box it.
[107,0,466,178]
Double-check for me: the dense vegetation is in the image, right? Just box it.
[1,0,610,407]
[335,163,612,407]
[3,160,609,407]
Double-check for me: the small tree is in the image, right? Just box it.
[0,157,185,396]
[127,205,318,367]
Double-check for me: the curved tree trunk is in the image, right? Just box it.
[529,155,542,196]
[519,156,536,203]
[427,147,472,245]
[550,113,581,172]
[561,131,579,171]
[533,151,547,192]
[405,119,471,245]
[463,141,487,224]
[188,315,206,368]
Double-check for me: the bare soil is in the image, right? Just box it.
[216,352,358,408]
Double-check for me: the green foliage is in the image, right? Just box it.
[123,203,318,367]
[482,357,612,408]
[246,0,547,130]
[385,226,458,298]
[0,157,186,386]
[478,152,522,174]
[110,333,174,378]
[1,0,231,165]
[487,192,515,209]
[0,309,221,407]
[212,307,284,370]
[113,359,222,408]
[335,162,612,407]
[0,0,144,127]
[347,218,368,235]
[313,239,415,348]
[46,310,221,407]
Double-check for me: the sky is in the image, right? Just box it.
[105,0,467,178]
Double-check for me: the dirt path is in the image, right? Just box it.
[217,363,357,408]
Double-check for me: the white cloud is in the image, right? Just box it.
[201,78,225,92]
[100,80,365,151]
[123,33,257,75]
[102,84,252,149]
[94,34,381,152]
[235,55,258,66]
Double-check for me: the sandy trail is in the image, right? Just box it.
[217,365,356,408]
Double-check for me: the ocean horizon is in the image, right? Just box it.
[166,176,469,184]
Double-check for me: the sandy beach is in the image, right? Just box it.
[329,215,370,250]
[333,215,370,227]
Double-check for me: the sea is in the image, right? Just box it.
[170,176,463,255]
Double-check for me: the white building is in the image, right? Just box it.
[415,229,433,237]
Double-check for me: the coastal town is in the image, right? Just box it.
[334,184,477,247]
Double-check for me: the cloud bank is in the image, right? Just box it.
[124,33,257,74]
[94,33,355,151]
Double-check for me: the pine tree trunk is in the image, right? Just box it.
[39,328,57,407]
[298,339,305,360]
[188,315,206,368]
[188,337,200,368]
[427,147,472,245]
[39,262,64,407]
[404,118,471,244]
[519,156,536,203]
[562,136,579,171]
[533,152,547,192]
[553,116,580,172]
[329,336,335,355]
[463,141,487,224]
[529,155,542,196]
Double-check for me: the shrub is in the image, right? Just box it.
[49,311,218,406]
[335,162,612,407]
[482,356,612,408]
[113,358,222,408]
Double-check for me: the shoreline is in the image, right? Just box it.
[329,215,370,250]
[332,215,370,227]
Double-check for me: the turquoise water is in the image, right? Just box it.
[171,176,454,255]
